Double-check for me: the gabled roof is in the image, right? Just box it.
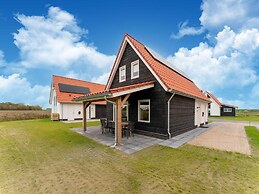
[51,75,106,104]
[205,91,222,107]
[106,34,209,101]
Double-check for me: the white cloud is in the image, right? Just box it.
[220,98,245,108]
[200,0,247,31]
[173,0,259,38]
[169,0,259,108]
[0,74,49,108]
[167,26,258,91]
[0,6,117,108]
[91,72,110,84]
[13,6,115,69]
[171,20,205,39]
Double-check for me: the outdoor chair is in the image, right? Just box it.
[108,121,115,135]
[125,121,135,139]
[100,118,109,134]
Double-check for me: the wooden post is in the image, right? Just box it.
[116,97,122,145]
[83,102,90,132]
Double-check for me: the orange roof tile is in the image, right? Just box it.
[52,75,106,104]
[124,34,209,101]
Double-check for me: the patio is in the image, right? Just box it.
[70,123,214,154]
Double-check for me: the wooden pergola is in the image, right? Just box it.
[74,81,155,145]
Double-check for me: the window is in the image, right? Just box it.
[138,99,150,122]
[119,65,126,82]
[131,60,139,79]
[122,104,128,121]
[224,108,232,112]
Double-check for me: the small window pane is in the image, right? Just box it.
[223,108,232,112]
[119,66,126,82]
[131,60,139,79]
[133,64,139,77]
[139,100,150,122]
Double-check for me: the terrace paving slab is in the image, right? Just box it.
[71,123,215,154]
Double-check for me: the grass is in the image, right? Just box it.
[0,110,50,122]
[245,126,259,157]
[210,109,259,122]
[0,119,259,193]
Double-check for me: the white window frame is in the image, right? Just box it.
[131,60,139,79]
[119,65,126,82]
[138,99,150,123]
[223,108,232,112]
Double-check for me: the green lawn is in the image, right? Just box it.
[0,119,259,193]
[245,126,259,157]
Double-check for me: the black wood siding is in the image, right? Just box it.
[221,105,236,116]
[108,43,169,137]
[169,94,195,137]
[128,85,168,138]
[110,43,157,88]
[95,105,107,119]
[106,102,113,121]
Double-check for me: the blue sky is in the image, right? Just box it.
[0,0,259,108]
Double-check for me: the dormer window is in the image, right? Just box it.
[119,65,126,82]
[131,60,139,79]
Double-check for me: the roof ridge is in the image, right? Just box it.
[53,75,105,86]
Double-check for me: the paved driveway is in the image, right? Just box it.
[188,122,251,155]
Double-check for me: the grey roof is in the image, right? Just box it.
[145,46,191,80]
[58,83,90,94]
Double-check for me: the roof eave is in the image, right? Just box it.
[73,92,112,102]
[168,89,210,102]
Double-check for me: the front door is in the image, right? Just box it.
[90,104,96,119]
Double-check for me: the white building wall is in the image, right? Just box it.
[60,103,91,120]
[50,89,94,121]
[51,90,58,113]
[209,98,221,116]
[195,100,208,126]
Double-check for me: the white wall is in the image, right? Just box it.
[50,90,58,113]
[50,89,94,120]
[60,103,91,120]
[209,98,221,116]
[195,100,208,126]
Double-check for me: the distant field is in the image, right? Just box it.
[237,109,259,116]
[0,110,50,122]
[210,109,259,122]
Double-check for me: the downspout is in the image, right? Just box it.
[167,92,175,138]
[104,96,117,147]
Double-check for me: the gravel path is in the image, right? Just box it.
[188,122,251,155]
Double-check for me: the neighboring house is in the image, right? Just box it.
[75,34,210,142]
[205,91,237,116]
[49,75,106,121]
